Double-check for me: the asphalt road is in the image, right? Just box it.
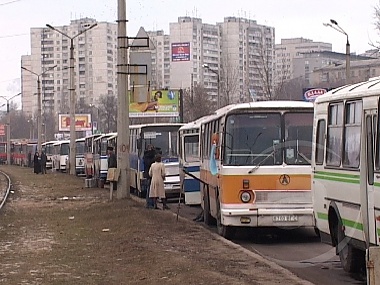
[171,202,367,285]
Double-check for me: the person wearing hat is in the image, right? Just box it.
[107,146,117,189]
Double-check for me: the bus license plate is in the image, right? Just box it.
[273,215,298,222]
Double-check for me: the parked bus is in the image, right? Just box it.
[84,133,103,178]
[13,141,28,167]
[75,137,86,176]
[52,140,69,172]
[93,132,117,182]
[179,117,208,205]
[312,77,380,274]
[130,123,183,197]
[200,101,314,239]
[42,141,59,169]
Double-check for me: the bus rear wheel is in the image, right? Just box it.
[337,219,365,273]
[216,196,235,239]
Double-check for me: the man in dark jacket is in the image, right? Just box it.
[107,147,117,190]
[143,144,156,208]
[40,151,47,174]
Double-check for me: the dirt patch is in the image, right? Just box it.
[0,165,309,285]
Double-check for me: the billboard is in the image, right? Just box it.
[129,90,179,117]
[58,114,92,132]
[171,42,190,62]
[303,88,330,102]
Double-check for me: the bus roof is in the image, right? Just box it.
[53,140,70,146]
[42,140,60,146]
[75,137,86,142]
[315,77,380,103]
[179,115,210,131]
[130,123,184,130]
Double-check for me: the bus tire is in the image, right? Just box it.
[337,219,364,273]
[203,186,215,226]
[216,195,235,239]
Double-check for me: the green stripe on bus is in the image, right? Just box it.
[314,174,360,184]
[315,171,360,179]
[317,212,363,231]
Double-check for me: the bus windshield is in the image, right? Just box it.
[76,141,85,155]
[184,134,199,163]
[61,144,70,155]
[223,111,313,166]
[142,126,179,157]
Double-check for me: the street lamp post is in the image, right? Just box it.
[46,23,97,175]
[323,19,350,83]
[0,93,21,165]
[21,65,57,155]
[202,63,220,109]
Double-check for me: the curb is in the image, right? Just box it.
[130,194,315,285]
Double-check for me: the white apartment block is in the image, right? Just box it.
[21,18,118,118]
[275,38,332,86]
[218,17,275,102]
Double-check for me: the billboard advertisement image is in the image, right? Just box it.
[129,90,179,117]
[171,42,190,62]
[59,114,92,132]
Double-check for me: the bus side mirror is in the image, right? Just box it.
[137,138,142,150]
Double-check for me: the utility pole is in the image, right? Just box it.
[117,0,130,198]
[46,23,97,175]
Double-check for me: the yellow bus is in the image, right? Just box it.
[200,101,314,238]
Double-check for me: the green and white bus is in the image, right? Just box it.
[312,77,380,274]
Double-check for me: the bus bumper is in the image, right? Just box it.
[221,207,315,228]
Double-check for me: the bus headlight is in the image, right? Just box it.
[240,191,251,203]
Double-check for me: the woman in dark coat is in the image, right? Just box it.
[33,152,41,174]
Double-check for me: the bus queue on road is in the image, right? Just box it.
[6,82,380,281]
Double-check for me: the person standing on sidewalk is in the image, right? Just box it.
[143,144,156,208]
[149,154,169,210]
[40,151,47,174]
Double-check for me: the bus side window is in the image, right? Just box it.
[315,119,326,165]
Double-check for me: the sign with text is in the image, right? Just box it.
[0,124,5,136]
[129,90,179,117]
[58,114,92,132]
[303,88,330,102]
[171,42,190,62]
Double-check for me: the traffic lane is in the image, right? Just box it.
[232,228,366,285]
[172,203,366,285]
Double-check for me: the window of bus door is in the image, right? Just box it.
[223,113,281,166]
[76,141,85,155]
[284,112,313,165]
[184,134,199,163]
[61,144,69,155]
[326,102,344,166]
[100,139,108,156]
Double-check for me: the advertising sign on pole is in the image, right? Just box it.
[129,90,179,117]
[58,114,92,132]
[0,124,5,136]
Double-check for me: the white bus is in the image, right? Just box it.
[200,101,314,239]
[312,77,380,274]
[42,140,59,169]
[94,132,117,182]
[84,133,103,178]
[52,140,70,172]
[179,117,208,205]
[130,123,183,198]
[75,137,86,176]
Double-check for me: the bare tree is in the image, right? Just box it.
[219,57,240,106]
[98,95,117,133]
[183,84,214,122]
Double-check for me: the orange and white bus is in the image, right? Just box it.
[200,101,315,238]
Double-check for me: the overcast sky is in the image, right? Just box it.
[0,0,379,106]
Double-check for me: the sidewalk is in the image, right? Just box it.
[0,165,313,285]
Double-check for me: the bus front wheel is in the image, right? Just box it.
[336,219,364,273]
[216,195,235,239]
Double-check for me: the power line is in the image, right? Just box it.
[0,33,28,39]
[0,0,23,6]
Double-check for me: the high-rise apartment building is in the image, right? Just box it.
[219,17,275,102]
[21,18,118,118]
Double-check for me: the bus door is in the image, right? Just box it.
[362,108,377,248]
